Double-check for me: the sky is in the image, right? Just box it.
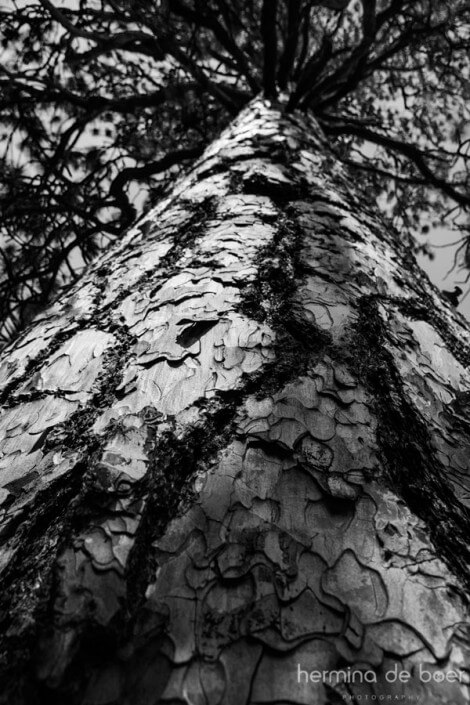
[417,227,470,319]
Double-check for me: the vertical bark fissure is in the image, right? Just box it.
[353,295,470,591]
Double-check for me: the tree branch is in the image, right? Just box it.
[109,146,204,225]
[277,0,301,90]
[38,0,107,42]
[0,76,197,113]
[306,0,377,109]
[261,0,278,98]
[170,0,260,93]
[38,0,168,67]
[321,117,470,208]
[288,37,333,110]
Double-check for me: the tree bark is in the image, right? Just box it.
[0,98,469,704]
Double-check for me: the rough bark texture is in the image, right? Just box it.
[0,98,470,703]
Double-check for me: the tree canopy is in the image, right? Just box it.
[1,0,469,343]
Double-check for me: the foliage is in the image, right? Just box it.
[0,0,469,343]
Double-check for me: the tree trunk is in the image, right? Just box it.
[0,98,469,704]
